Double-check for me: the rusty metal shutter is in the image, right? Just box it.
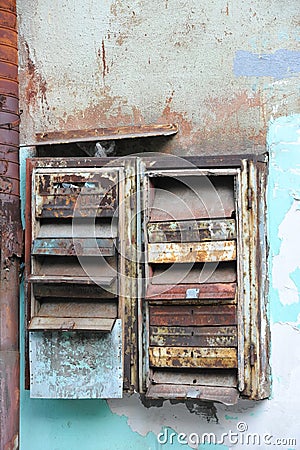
[138,156,270,404]
[25,159,132,399]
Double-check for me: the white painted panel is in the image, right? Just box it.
[29,319,122,399]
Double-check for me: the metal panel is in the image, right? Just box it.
[37,221,118,238]
[151,262,237,285]
[33,255,117,280]
[29,317,115,332]
[143,155,266,170]
[29,319,122,398]
[33,283,116,299]
[29,275,116,287]
[147,219,236,243]
[146,282,236,300]
[145,384,239,405]
[0,1,21,444]
[149,175,235,221]
[149,326,237,347]
[37,300,117,318]
[248,160,270,399]
[35,123,178,145]
[35,170,118,218]
[32,238,116,256]
[149,347,238,368]
[149,304,237,326]
[148,241,236,263]
[151,369,237,387]
[236,160,250,394]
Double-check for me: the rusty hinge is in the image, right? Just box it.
[247,187,253,210]
[250,343,255,366]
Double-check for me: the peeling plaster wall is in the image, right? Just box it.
[17,0,299,154]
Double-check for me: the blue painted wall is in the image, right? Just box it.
[20,115,300,449]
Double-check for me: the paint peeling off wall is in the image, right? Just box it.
[268,114,300,325]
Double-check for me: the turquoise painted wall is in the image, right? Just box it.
[19,115,300,450]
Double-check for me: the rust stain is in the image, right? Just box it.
[157,92,193,153]
[58,89,144,130]
[101,39,108,78]
[204,90,262,123]
[52,82,266,155]
[191,89,267,150]
[109,0,143,46]
[23,41,48,110]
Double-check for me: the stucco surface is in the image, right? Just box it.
[17,0,300,153]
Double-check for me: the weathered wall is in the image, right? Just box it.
[19,115,300,449]
[17,0,299,154]
[16,0,300,448]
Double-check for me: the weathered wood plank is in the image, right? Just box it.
[149,304,237,326]
[149,347,238,368]
[149,326,237,347]
[147,219,236,243]
[38,301,117,319]
[146,282,236,300]
[29,316,115,331]
[151,369,237,387]
[145,383,239,405]
[32,238,116,257]
[148,241,236,263]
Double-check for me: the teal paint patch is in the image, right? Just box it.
[29,321,123,399]
[224,415,238,420]
[20,393,161,450]
[267,114,300,324]
[290,267,300,302]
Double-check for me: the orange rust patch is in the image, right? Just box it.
[57,89,144,131]
[23,41,49,111]
[55,88,266,155]
[204,90,263,122]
